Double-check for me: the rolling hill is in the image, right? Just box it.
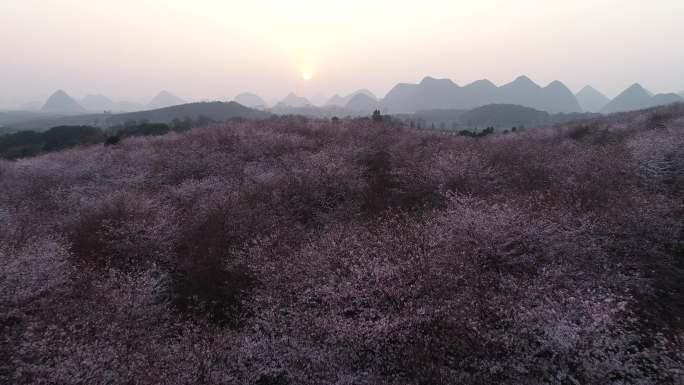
[459,104,550,128]
[4,101,271,131]
[111,101,271,125]
[398,104,598,130]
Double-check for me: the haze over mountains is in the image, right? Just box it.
[80,94,116,111]
[276,93,313,108]
[9,76,683,130]
[345,93,380,113]
[35,90,188,115]
[267,89,381,117]
[5,101,271,132]
[18,101,44,111]
[325,90,378,107]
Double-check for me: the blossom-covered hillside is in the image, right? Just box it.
[1,106,683,384]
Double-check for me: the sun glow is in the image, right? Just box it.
[301,71,313,81]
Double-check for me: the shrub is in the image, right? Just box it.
[65,194,175,271]
[170,188,264,326]
[104,135,120,145]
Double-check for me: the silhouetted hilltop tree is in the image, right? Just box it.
[458,126,495,138]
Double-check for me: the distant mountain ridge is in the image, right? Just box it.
[80,94,144,113]
[278,93,312,108]
[326,89,377,107]
[41,90,86,114]
[345,93,379,113]
[576,86,610,112]
[602,84,684,113]
[14,80,684,126]
[382,76,582,114]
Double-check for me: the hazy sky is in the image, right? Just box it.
[1,0,683,106]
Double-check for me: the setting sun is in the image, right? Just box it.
[301,71,313,81]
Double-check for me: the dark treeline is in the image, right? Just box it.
[0,112,404,159]
[0,116,216,159]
